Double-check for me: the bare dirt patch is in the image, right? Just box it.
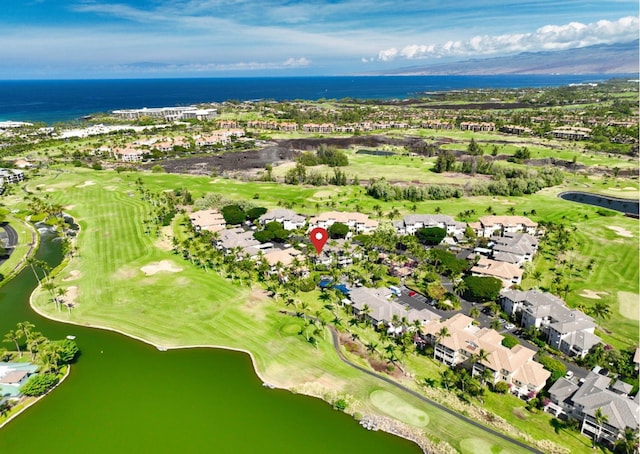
[154,226,174,251]
[61,286,79,308]
[140,260,182,276]
[607,226,634,238]
[618,292,639,321]
[63,270,81,282]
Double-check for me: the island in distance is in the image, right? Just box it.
[372,40,639,76]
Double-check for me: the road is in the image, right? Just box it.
[0,222,18,249]
[324,324,543,453]
[282,309,543,452]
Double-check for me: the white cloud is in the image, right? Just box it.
[377,16,639,61]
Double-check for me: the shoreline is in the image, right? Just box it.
[0,364,71,430]
[28,291,431,453]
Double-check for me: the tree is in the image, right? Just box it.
[434,327,450,359]
[614,427,639,454]
[469,306,480,320]
[328,222,349,239]
[592,407,609,447]
[589,301,611,321]
[416,227,446,246]
[221,205,246,225]
[440,368,456,390]
[462,276,502,303]
[0,399,13,417]
[3,330,21,358]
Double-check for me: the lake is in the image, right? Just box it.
[0,234,420,453]
[558,191,639,216]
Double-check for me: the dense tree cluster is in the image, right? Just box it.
[416,227,446,246]
[461,276,502,303]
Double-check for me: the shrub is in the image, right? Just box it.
[20,373,59,397]
[333,399,348,411]
[493,381,509,394]
[245,207,267,221]
[537,354,567,381]
[253,230,274,243]
[501,335,519,349]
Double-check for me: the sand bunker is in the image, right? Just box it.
[579,289,608,299]
[140,260,182,276]
[63,270,81,281]
[607,226,633,238]
[618,292,639,321]
[76,180,96,188]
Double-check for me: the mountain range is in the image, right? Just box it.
[374,40,639,75]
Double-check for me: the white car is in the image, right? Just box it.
[565,371,574,379]
[505,323,515,330]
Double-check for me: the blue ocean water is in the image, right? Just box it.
[0,75,633,124]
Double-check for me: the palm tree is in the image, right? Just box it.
[532,270,542,287]
[366,342,378,357]
[3,330,21,358]
[591,407,609,447]
[440,368,456,390]
[434,326,450,360]
[469,306,480,320]
[590,301,611,321]
[614,427,639,454]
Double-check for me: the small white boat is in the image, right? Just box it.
[66,335,76,340]
[157,346,167,351]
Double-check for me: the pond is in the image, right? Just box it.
[558,191,639,215]
[0,234,420,453]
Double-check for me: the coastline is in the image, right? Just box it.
[0,364,71,430]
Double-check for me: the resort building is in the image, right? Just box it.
[262,247,304,268]
[215,228,261,256]
[547,372,639,445]
[308,211,378,234]
[470,257,523,287]
[551,126,591,140]
[490,233,539,265]
[394,214,466,237]
[258,209,306,231]
[471,216,538,237]
[189,210,226,233]
[348,286,440,331]
[112,106,217,122]
[459,122,496,132]
[0,362,39,399]
[421,313,550,396]
[499,289,601,358]
[111,147,145,162]
[0,168,25,184]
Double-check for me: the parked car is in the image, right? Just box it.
[505,323,515,330]
[565,371,574,379]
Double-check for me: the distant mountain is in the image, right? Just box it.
[375,40,639,75]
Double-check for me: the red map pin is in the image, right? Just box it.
[309,227,329,254]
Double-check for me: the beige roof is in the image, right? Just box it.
[479,215,537,228]
[513,361,551,389]
[0,370,28,384]
[262,248,303,267]
[190,209,226,232]
[471,257,523,282]
[309,211,378,229]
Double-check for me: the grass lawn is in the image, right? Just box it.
[24,169,531,454]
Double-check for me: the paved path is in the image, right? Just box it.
[283,308,543,453]
[1,223,19,248]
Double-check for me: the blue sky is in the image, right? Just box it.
[2,1,638,78]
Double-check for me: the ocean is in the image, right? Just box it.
[0,75,633,124]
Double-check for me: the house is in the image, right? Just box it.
[490,233,539,265]
[475,216,538,237]
[0,362,39,398]
[348,286,440,329]
[500,289,601,358]
[470,257,523,287]
[262,247,303,268]
[189,210,226,233]
[112,106,217,122]
[547,372,639,445]
[308,211,378,234]
[215,228,261,255]
[112,147,145,162]
[394,214,466,237]
[259,209,306,231]
[421,313,550,396]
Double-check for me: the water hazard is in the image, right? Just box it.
[0,234,420,453]
[559,191,639,216]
